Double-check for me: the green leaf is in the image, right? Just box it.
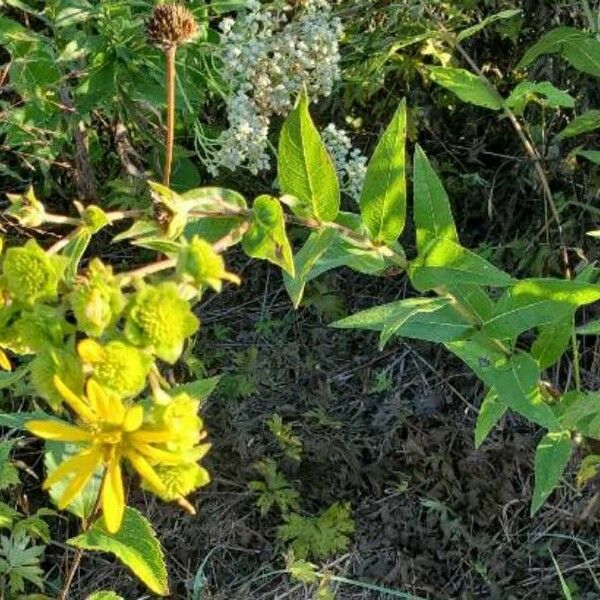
[474,389,507,448]
[45,442,102,519]
[483,279,600,339]
[531,319,574,369]
[378,296,452,349]
[447,285,494,322]
[531,431,571,515]
[278,90,340,221]
[413,145,459,253]
[68,507,169,596]
[171,376,220,403]
[557,110,600,139]
[493,353,559,430]
[504,81,575,114]
[333,299,474,343]
[456,9,522,42]
[62,228,92,283]
[242,195,294,276]
[283,228,337,308]
[410,237,514,291]
[183,187,247,243]
[517,27,599,73]
[0,410,56,431]
[576,318,600,335]
[574,149,600,165]
[359,99,407,244]
[87,592,125,600]
[428,67,503,110]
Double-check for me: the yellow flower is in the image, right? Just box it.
[25,377,189,534]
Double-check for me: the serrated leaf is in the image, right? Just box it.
[474,389,506,448]
[558,110,600,139]
[517,27,585,68]
[359,99,407,244]
[483,278,600,339]
[242,195,294,276]
[409,237,514,291]
[531,431,571,515]
[278,90,340,222]
[493,353,559,430]
[413,145,459,253]
[428,66,503,110]
[576,454,600,488]
[456,8,522,42]
[68,507,169,596]
[283,228,337,308]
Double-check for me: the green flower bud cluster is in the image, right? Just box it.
[70,259,124,337]
[124,282,199,363]
[2,240,65,305]
[78,339,151,398]
[5,187,46,227]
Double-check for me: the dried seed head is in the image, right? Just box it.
[147,3,198,49]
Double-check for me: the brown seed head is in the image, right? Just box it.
[147,3,198,49]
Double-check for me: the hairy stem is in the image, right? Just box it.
[163,46,177,187]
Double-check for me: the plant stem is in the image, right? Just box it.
[44,213,82,226]
[59,471,106,600]
[581,0,598,34]
[163,45,177,187]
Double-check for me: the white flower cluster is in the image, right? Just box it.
[205,0,343,175]
[322,123,367,202]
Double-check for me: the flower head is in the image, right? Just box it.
[2,240,65,305]
[70,259,124,337]
[124,282,199,363]
[177,236,240,292]
[78,339,151,398]
[31,349,84,411]
[26,377,210,533]
[147,3,198,49]
[5,186,46,227]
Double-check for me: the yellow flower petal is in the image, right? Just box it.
[130,441,187,465]
[0,349,11,371]
[126,451,166,494]
[102,459,125,534]
[56,449,102,509]
[44,447,101,490]
[86,378,123,423]
[26,420,92,443]
[129,429,180,443]
[53,375,97,422]
[122,405,143,432]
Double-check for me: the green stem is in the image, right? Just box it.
[581,0,598,34]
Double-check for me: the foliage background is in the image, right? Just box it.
[3,0,600,598]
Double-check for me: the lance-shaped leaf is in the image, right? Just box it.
[242,195,294,276]
[531,431,571,515]
[359,99,407,244]
[474,389,507,448]
[456,9,521,42]
[517,27,600,79]
[333,298,474,343]
[483,279,600,340]
[409,237,514,291]
[413,145,459,253]
[284,228,337,308]
[428,67,503,110]
[492,353,559,430]
[278,90,340,222]
[68,507,169,596]
[378,296,452,348]
[557,110,600,139]
[531,319,574,369]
